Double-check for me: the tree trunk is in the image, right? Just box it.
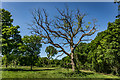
[15,60,17,68]
[30,55,33,71]
[5,55,8,68]
[71,51,75,71]
[71,48,79,72]
[31,65,32,70]
[5,64,8,68]
[48,57,50,66]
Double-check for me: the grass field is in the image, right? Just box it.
[1,66,120,79]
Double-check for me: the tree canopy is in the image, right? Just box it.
[45,46,58,59]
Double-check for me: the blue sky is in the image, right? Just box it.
[2,2,118,59]
[1,0,116,2]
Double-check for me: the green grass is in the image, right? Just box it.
[1,66,120,78]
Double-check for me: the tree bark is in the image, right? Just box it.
[71,53,75,71]
[71,47,75,71]
[71,48,80,72]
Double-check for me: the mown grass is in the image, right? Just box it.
[1,66,120,79]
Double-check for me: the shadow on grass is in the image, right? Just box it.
[58,71,94,77]
[0,68,55,71]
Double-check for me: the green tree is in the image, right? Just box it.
[45,46,58,65]
[41,57,49,66]
[1,9,22,67]
[45,46,58,59]
[88,18,120,75]
[60,56,71,68]
[74,43,89,70]
[35,57,43,67]
[20,35,42,70]
[54,59,60,67]
[35,57,49,67]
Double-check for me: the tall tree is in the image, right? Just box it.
[20,35,42,70]
[29,7,97,71]
[1,9,22,67]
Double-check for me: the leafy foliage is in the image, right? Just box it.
[88,18,120,75]
[1,9,22,67]
[45,46,58,59]
[74,43,90,70]
[20,35,42,70]
[60,56,71,68]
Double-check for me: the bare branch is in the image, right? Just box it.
[55,53,64,59]
[29,7,97,60]
[81,39,92,41]
[74,24,96,49]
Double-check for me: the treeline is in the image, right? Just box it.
[3,56,61,68]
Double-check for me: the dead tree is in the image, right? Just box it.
[29,7,97,71]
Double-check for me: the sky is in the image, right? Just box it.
[1,0,117,2]
[1,2,119,59]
